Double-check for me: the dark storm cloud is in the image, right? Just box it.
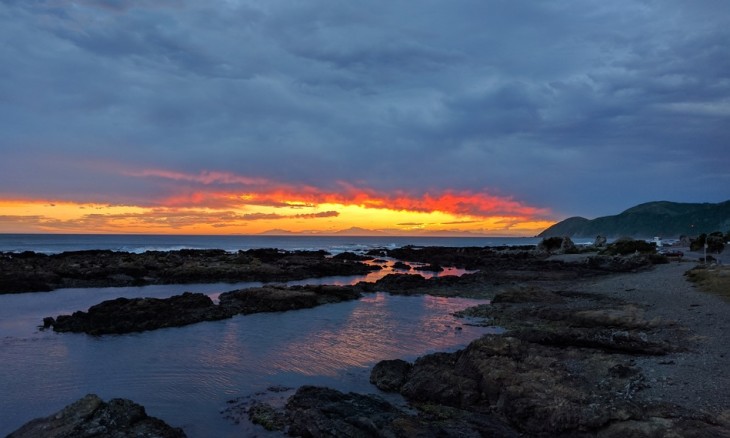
[1,0,728,219]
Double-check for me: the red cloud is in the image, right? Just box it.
[126,167,550,219]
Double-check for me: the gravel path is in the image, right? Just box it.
[565,257,730,419]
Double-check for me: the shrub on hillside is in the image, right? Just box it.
[538,237,564,252]
[690,232,727,253]
[600,237,656,256]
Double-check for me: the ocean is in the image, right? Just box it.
[0,233,548,254]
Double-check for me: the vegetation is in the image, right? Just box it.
[690,232,727,253]
[685,266,730,300]
[600,237,657,256]
[539,237,564,252]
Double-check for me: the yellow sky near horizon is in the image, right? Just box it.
[0,199,555,236]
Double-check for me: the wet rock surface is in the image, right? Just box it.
[45,284,363,335]
[7,394,185,438]
[239,385,520,437]
[356,251,657,298]
[0,248,379,293]
[369,359,412,392]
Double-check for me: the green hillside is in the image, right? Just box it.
[539,201,730,238]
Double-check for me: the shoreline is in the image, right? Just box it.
[239,249,730,436]
[7,244,730,436]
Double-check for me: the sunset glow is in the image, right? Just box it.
[0,168,555,236]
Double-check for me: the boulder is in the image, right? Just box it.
[50,292,231,335]
[560,236,577,253]
[392,261,411,270]
[273,385,520,437]
[284,386,403,437]
[7,394,185,438]
[369,359,412,391]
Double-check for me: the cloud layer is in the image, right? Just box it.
[1,0,728,227]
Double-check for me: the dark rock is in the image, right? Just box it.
[248,402,286,431]
[390,282,727,436]
[369,359,412,392]
[331,251,371,261]
[538,236,578,254]
[360,273,429,292]
[561,236,577,253]
[609,363,641,378]
[594,235,608,247]
[47,285,362,335]
[218,285,362,314]
[398,335,652,435]
[50,292,231,335]
[392,261,411,270]
[0,248,379,294]
[284,386,402,437]
[512,327,671,355]
[6,393,185,438]
[280,385,520,438]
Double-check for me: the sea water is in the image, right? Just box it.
[0,233,544,254]
[0,235,506,436]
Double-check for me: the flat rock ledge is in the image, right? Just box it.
[44,284,362,335]
[7,394,185,438]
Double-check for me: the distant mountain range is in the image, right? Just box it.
[258,227,495,237]
[539,201,730,238]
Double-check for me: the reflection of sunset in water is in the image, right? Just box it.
[260,292,494,376]
[285,258,477,287]
[0,284,499,436]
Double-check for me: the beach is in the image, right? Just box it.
[561,254,730,419]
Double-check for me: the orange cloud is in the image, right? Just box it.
[0,166,555,235]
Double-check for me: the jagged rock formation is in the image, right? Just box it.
[7,394,185,438]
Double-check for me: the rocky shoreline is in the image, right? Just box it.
[41,247,658,335]
[237,277,729,437]
[6,394,186,438]
[0,248,379,293]
[11,242,730,436]
[44,284,364,335]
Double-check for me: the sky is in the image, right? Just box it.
[1,0,728,236]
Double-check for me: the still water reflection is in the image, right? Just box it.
[0,281,495,437]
